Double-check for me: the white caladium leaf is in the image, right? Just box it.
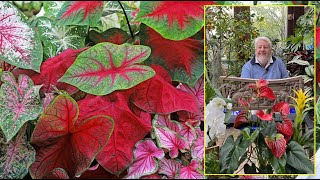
[0,1,43,72]
[0,125,36,179]
[0,72,42,142]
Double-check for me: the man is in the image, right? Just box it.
[241,36,289,79]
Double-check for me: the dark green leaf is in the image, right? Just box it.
[286,141,314,174]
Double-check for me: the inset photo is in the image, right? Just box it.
[204,4,315,175]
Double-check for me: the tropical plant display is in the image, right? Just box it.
[0,1,213,179]
[205,79,314,174]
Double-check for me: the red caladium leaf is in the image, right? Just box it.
[178,159,204,179]
[0,72,42,142]
[153,114,181,133]
[125,139,164,179]
[131,65,200,114]
[179,122,197,146]
[272,102,290,116]
[265,134,287,159]
[0,125,35,179]
[43,168,69,179]
[258,86,275,100]
[234,110,249,128]
[191,133,204,160]
[316,27,320,47]
[177,76,204,107]
[29,94,114,179]
[141,174,163,179]
[140,24,202,77]
[77,93,152,175]
[256,110,274,121]
[76,164,127,179]
[153,125,188,158]
[89,28,130,45]
[276,119,293,142]
[0,1,43,72]
[158,158,181,179]
[13,48,86,94]
[135,1,214,40]
[177,109,203,126]
[59,42,155,96]
[56,1,104,26]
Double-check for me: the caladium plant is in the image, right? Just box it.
[0,1,208,179]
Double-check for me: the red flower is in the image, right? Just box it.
[272,102,290,116]
[259,86,275,100]
[276,118,293,143]
[256,110,273,121]
[265,134,287,159]
[234,110,249,128]
[248,79,269,89]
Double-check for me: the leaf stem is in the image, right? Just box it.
[117,1,134,39]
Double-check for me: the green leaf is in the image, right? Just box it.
[0,1,43,72]
[270,153,287,174]
[59,42,155,95]
[0,125,36,179]
[42,1,64,19]
[242,128,259,143]
[260,121,277,138]
[286,141,314,174]
[220,135,250,174]
[0,72,42,142]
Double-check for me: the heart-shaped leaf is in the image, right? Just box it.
[153,125,188,158]
[29,94,114,179]
[77,93,152,175]
[0,125,35,179]
[177,76,204,107]
[0,1,43,72]
[272,102,290,116]
[286,141,314,174]
[32,17,87,59]
[125,139,164,179]
[158,158,181,179]
[139,24,203,85]
[177,109,203,127]
[0,72,42,142]
[131,65,200,114]
[89,28,130,45]
[13,48,87,94]
[191,133,204,160]
[43,168,69,179]
[276,119,293,142]
[56,1,104,26]
[153,114,181,133]
[265,133,286,159]
[179,122,197,147]
[259,86,275,100]
[135,1,213,40]
[178,159,204,179]
[59,42,155,95]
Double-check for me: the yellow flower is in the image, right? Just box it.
[291,89,313,123]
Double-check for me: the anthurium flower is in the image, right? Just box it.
[272,102,290,116]
[276,118,293,143]
[258,86,275,100]
[256,110,273,121]
[265,133,286,159]
[233,110,249,128]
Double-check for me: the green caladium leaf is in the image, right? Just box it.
[0,125,36,179]
[0,1,43,72]
[56,1,104,26]
[42,1,64,19]
[135,1,213,40]
[59,42,155,95]
[0,72,42,142]
[286,141,314,174]
[32,16,87,59]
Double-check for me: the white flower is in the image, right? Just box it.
[226,103,233,110]
[207,97,226,111]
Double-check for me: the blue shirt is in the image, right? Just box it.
[241,56,289,79]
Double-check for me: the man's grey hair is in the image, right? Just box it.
[254,36,272,49]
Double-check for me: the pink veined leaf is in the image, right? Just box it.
[43,168,69,179]
[59,42,155,96]
[177,75,204,107]
[179,122,197,147]
[0,1,42,72]
[178,159,204,179]
[42,93,55,111]
[153,114,182,133]
[158,158,181,179]
[177,108,203,126]
[0,72,42,142]
[77,93,152,175]
[29,94,114,179]
[0,124,36,179]
[125,139,164,179]
[191,135,204,160]
[153,125,188,158]
[56,1,104,26]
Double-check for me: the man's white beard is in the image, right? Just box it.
[257,54,270,66]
